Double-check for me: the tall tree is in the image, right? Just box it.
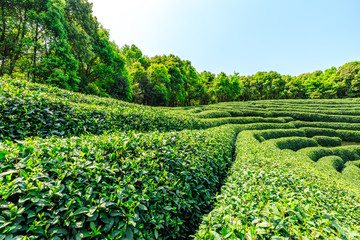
[146,63,170,106]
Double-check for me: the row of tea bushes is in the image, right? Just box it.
[253,129,306,142]
[0,125,240,239]
[253,129,342,147]
[257,129,360,191]
[253,126,360,143]
[0,78,205,141]
[200,116,293,127]
[1,77,136,108]
[265,136,319,151]
[317,155,345,172]
[195,131,360,239]
[294,121,360,131]
[195,108,360,124]
[298,145,360,163]
[312,136,342,147]
[184,99,360,123]
[311,155,360,185]
[195,110,232,118]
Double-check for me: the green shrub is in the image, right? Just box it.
[332,146,360,162]
[195,110,231,118]
[253,129,305,142]
[298,145,360,163]
[317,155,344,172]
[346,160,360,168]
[0,125,238,239]
[312,136,342,147]
[336,130,360,142]
[4,78,360,239]
[266,137,319,151]
[0,78,203,141]
[201,116,289,127]
[195,131,360,239]
[297,147,333,162]
[188,108,203,114]
[293,121,360,131]
[227,110,244,117]
[231,123,295,132]
[300,127,338,138]
[342,165,360,183]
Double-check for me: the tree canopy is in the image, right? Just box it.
[1,0,360,106]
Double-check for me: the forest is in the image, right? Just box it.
[1,0,360,107]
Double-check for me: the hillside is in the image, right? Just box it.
[1,77,360,239]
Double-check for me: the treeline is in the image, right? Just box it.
[1,0,360,106]
[1,0,131,100]
[122,45,360,105]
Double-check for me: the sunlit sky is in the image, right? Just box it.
[88,0,360,76]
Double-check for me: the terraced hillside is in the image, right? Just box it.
[1,78,360,239]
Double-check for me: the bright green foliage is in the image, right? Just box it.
[0,125,239,239]
[298,145,360,163]
[2,80,360,239]
[317,156,345,172]
[0,0,131,99]
[301,127,338,138]
[265,137,319,151]
[195,131,360,239]
[0,78,203,141]
[312,136,342,147]
[342,165,360,183]
[201,117,291,128]
[253,129,306,142]
[146,63,171,106]
[1,0,360,106]
[195,110,232,118]
[336,130,360,142]
[213,72,242,102]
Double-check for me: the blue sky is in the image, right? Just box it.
[88,0,360,76]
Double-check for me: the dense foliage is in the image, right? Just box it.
[0,78,202,141]
[0,125,239,239]
[1,1,360,238]
[123,45,360,106]
[1,80,360,239]
[1,0,360,107]
[0,0,130,100]
[195,131,360,239]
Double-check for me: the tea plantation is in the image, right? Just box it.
[1,77,360,239]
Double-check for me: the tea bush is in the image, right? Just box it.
[253,129,305,142]
[265,137,319,151]
[342,165,360,183]
[336,130,360,142]
[195,131,360,239]
[3,78,360,239]
[0,78,204,141]
[294,121,360,131]
[0,125,238,239]
[312,136,342,147]
[317,155,345,172]
[195,110,231,118]
[298,145,360,163]
[300,127,338,138]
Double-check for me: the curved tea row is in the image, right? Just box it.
[1,77,360,239]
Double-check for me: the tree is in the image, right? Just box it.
[129,62,148,104]
[337,61,360,97]
[146,63,170,106]
[199,71,216,104]
[213,72,233,102]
